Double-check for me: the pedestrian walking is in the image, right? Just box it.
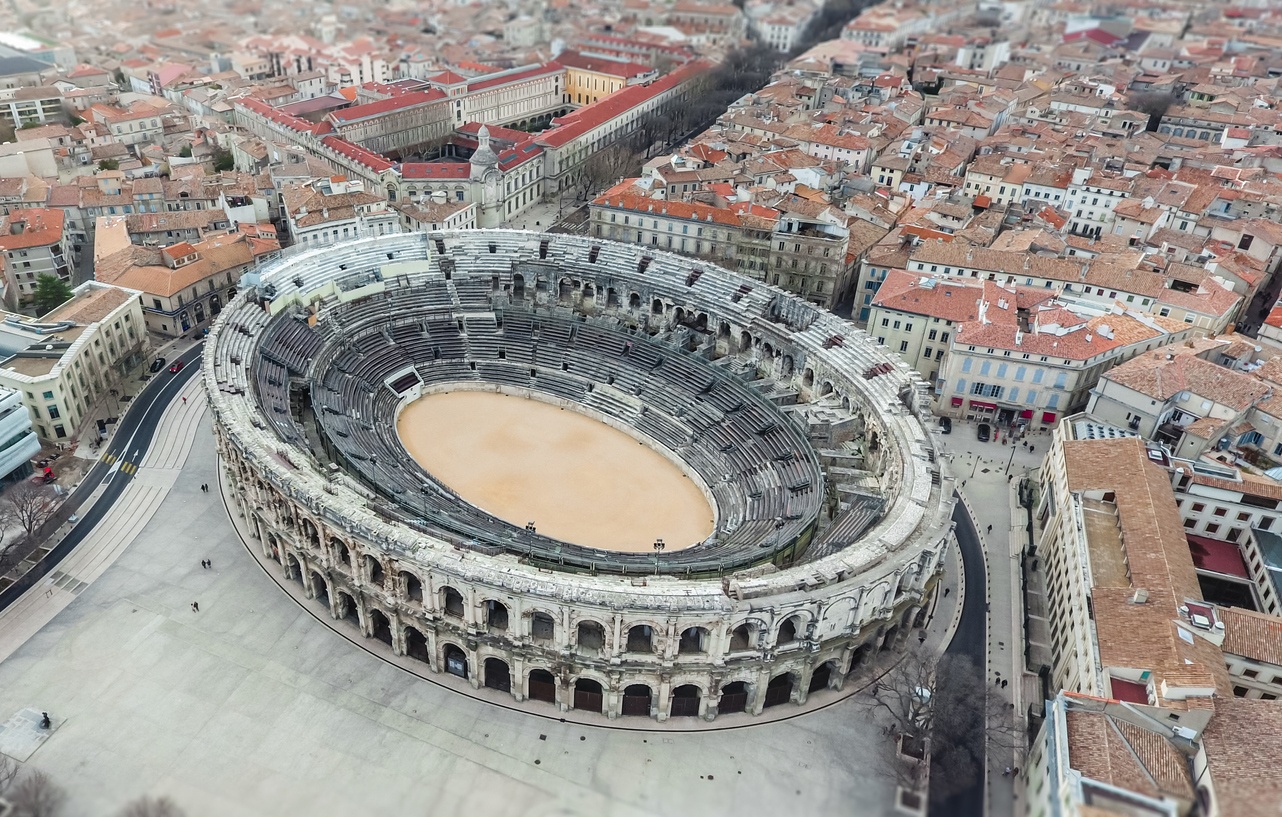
[182,396,187,404]
[1001,679,1008,688]
[987,524,993,534]
[191,602,199,612]
[206,559,212,569]
[944,587,950,597]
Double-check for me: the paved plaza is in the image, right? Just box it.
[0,412,958,817]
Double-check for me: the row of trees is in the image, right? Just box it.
[0,755,185,816]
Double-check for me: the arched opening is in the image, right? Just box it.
[674,306,686,326]
[913,606,929,628]
[841,395,851,411]
[764,673,795,708]
[484,658,512,692]
[336,541,352,569]
[729,623,755,651]
[809,660,835,693]
[626,624,653,653]
[401,571,423,603]
[621,684,652,717]
[781,355,794,376]
[776,616,802,647]
[559,279,573,301]
[717,321,730,339]
[443,643,468,678]
[670,684,701,717]
[336,591,358,626]
[369,609,393,646]
[849,643,874,676]
[583,283,595,300]
[442,587,464,618]
[405,627,429,662]
[531,611,555,643]
[577,620,605,653]
[284,553,302,583]
[528,669,557,703]
[651,298,664,315]
[739,331,752,352]
[678,626,708,654]
[301,519,320,549]
[310,572,329,610]
[880,625,901,652]
[629,292,641,309]
[820,381,834,397]
[693,313,708,332]
[720,681,749,714]
[365,555,385,587]
[607,287,619,307]
[802,369,815,388]
[486,600,509,633]
[512,273,525,297]
[573,678,603,712]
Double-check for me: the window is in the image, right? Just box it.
[1191,503,1205,513]
[928,329,938,341]
[900,341,909,352]
[1204,523,1220,535]
[924,346,933,359]
[881,318,889,327]
[1239,234,1254,251]
[42,391,53,400]
[53,424,64,438]
[46,405,59,419]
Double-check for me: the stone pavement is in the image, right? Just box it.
[0,416,963,817]
[0,708,63,762]
[939,419,1048,817]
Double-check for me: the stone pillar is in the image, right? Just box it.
[751,668,770,715]
[656,674,672,723]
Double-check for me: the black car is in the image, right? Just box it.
[149,356,166,373]
[940,417,952,435]
[977,422,991,442]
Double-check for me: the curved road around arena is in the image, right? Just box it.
[0,343,204,615]
[932,496,988,817]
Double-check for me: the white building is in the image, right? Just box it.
[0,384,40,480]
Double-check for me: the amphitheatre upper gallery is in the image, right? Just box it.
[204,229,956,721]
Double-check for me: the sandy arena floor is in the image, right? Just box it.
[397,391,714,552]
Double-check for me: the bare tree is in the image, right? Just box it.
[4,482,58,542]
[578,144,639,201]
[7,768,66,817]
[0,753,20,796]
[0,503,20,568]
[859,646,1019,803]
[119,795,186,817]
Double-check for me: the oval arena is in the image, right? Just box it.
[204,230,956,723]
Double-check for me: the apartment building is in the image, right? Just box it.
[0,85,63,128]
[557,50,656,106]
[866,270,999,383]
[0,282,146,442]
[0,208,72,309]
[0,385,40,481]
[281,176,399,248]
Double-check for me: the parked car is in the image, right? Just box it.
[169,360,184,374]
[940,417,952,435]
[977,422,991,442]
[149,356,166,373]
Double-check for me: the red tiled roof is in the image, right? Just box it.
[236,97,316,135]
[319,136,394,173]
[399,162,470,179]
[555,49,654,78]
[538,60,711,150]
[467,63,562,93]
[428,70,468,85]
[327,89,446,124]
[592,189,743,227]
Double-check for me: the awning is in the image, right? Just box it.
[1042,411,1058,424]
[969,400,997,410]
[951,397,964,407]
[1020,409,1034,419]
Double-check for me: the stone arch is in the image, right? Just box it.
[693,312,708,332]
[820,381,834,397]
[841,395,851,411]
[849,642,875,676]
[729,621,758,651]
[404,626,430,663]
[310,571,329,610]
[335,591,359,626]
[442,642,469,678]
[572,676,605,713]
[621,683,653,717]
[332,538,352,570]
[368,608,393,646]
[719,679,750,714]
[512,272,525,297]
[678,626,708,654]
[781,354,795,377]
[576,618,607,653]
[400,570,423,603]
[284,552,302,582]
[606,287,619,307]
[739,330,752,352]
[483,657,512,692]
[559,278,574,301]
[809,659,838,693]
[717,321,731,339]
[441,586,465,618]
[775,614,806,647]
[670,684,702,717]
[629,292,642,309]
[763,672,795,708]
[674,306,686,326]
[880,624,901,652]
[364,554,385,587]
[651,298,664,315]
[527,667,557,704]
[583,282,595,301]
[626,623,655,653]
[484,599,510,633]
[529,609,556,643]
[300,517,320,549]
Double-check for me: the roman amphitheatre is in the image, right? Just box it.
[205,229,955,722]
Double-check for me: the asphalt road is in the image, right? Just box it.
[930,495,988,817]
[0,343,203,612]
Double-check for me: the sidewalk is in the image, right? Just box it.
[940,419,1047,817]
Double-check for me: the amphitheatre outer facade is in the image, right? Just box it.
[204,229,957,722]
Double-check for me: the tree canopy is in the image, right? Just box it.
[32,274,74,316]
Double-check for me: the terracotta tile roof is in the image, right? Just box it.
[399,162,470,180]
[591,189,743,227]
[956,310,1171,360]
[1065,709,1194,802]
[467,63,562,93]
[0,209,63,250]
[1200,698,1282,817]
[1217,606,1282,666]
[1062,437,1232,706]
[1103,350,1271,410]
[318,136,394,173]
[326,89,445,123]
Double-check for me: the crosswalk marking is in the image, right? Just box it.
[101,453,116,465]
[121,462,138,475]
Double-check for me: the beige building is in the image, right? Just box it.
[0,282,146,441]
[94,216,279,337]
[0,208,73,309]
